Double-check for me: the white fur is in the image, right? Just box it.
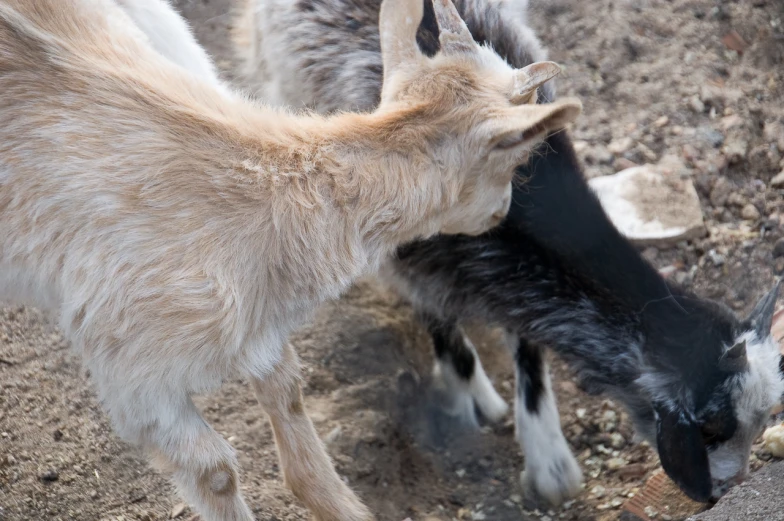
[432,333,509,426]
[516,361,583,505]
[463,332,509,421]
[433,358,481,427]
[708,330,784,496]
[113,0,230,94]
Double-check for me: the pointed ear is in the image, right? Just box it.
[511,62,562,105]
[490,98,582,151]
[655,405,712,503]
[432,0,476,54]
[745,281,781,340]
[719,340,748,372]
[379,0,424,78]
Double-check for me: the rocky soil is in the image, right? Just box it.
[2,0,784,520]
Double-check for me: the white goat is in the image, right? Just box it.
[0,0,581,520]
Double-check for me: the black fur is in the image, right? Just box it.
[515,337,545,414]
[389,128,756,500]
[656,406,713,502]
[423,312,475,380]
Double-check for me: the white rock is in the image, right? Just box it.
[589,164,706,248]
[608,137,634,155]
[763,424,784,458]
[606,457,627,470]
[610,433,626,449]
[170,503,187,519]
[591,485,607,498]
[771,171,784,188]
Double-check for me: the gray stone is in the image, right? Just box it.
[698,127,725,148]
[774,240,784,259]
[710,177,732,207]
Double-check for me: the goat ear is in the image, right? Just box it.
[511,62,562,105]
[432,0,476,54]
[655,405,712,503]
[490,98,581,150]
[719,340,748,372]
[745,281,780,340]
[378,0,424,77]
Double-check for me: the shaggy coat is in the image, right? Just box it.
[0,0,580,520]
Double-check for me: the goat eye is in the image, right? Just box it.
[700,420,730,446]
[700,424,719,444]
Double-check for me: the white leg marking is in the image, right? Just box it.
[462,333,509,422]
[432,358,480,428]
[516,361,582,506]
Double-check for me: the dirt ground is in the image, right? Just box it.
[2,0,784,520]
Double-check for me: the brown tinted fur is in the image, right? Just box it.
[0,0,580,520]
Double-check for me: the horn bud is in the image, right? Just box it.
[432,0,476,54]
[511,62,562,104]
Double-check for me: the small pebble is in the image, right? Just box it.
[698,127,725,148]
[741,203,760,221]
[608,137,634,155]
[689,97,705,113]
[707,249,725,266]
[771,171,784,188]
[591,485,606,498]
[610,432,626,449]
[39,469,59,482]
[606,457,627,470]
[171,503,187,519]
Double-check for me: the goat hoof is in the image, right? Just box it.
[520,457,583,507]
[430,388,481,430]
[473,386,509,423]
